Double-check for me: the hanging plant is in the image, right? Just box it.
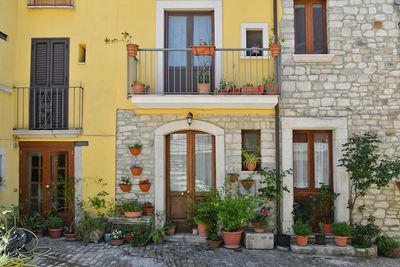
[139,179,152,192]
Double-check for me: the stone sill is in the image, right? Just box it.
[293,54,335,63]
[13,129,81,139]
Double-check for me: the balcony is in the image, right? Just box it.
[128,47,279,109]
[13,87,83,138]
[27,0,74,8]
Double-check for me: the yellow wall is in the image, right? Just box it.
[0,0,281,206]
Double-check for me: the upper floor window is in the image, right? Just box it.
[294,0,327,54]
[241,23,269,58]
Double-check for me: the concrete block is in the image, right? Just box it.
[244,232,274,250]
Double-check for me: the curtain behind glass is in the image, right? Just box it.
[168,16,187,67]
[294,143,308,188]
[195,134,213,192]
[314,135,329,188]
[169,134,187,192]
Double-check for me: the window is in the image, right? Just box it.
[0,31,8,41]
[242,130,261,170]
[294,0,327,54]
[293,130,332,194]
[240,23,268,58]
[78,44,86,63]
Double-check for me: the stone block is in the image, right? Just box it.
[244,232,274,250]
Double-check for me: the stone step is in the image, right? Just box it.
[291,244,378,257]
[164,233,207,244]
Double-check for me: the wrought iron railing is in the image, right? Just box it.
[127,47,279,96]
[13,87,83,130]
[27,0,74,7]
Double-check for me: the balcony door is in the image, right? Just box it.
[165,12,214,94]
[30,38,69,130]
[166,131,216,232]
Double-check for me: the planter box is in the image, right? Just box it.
[244,232,274,250]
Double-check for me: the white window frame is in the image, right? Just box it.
[240,23,269,59]
[0,147,6,191]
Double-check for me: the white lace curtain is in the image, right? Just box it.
[195,134,212,191]
[314,142,329,187]
[293,142,308,188]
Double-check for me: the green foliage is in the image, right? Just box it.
[148,226,167,244]
[110,229,124,240]
[292,197,315,224]
[47,215,64,229]
[129,143,142,149]
[76,211,104,244]
[81,178,115,217]
[251,209,271,224]
[339,132,400,223]
[104,32,132,44]
[315,184,340,224]
[242,150,260,166]
[376,236,400,257]
[257,167,291,206]
[351,216,381,248]
[332,222,352,237]
[262,75,275,85]
[131,230,149,246]
[121,200,143,212]
[194,191,221,241]
[20,213,47,231]
[293,220,311,236]
[198,64,210,83]
[218,195,257,232]
[164,220,176,227]
[119,176,131,185]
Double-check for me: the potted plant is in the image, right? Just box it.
[351,216,381,248]
[165,220,176,236]
[132,231,149,247]
[293,220,311,246]
[192,202,208,237]
[207,231,223,249]
[129,143,142,156]
[242,150,260,171]
[110,229,125,246]
[139,179,151,192]
[218,194,257,249]
[251,209,271,233]
[75,211,104,244]
[240,177,254,190]
[263,76,279,95]
[130,164,143,176]
[227,173,239,183]
[47,215,64,239]
[269,36,284,58]
[241,83,263,95]
[131,81,147,94]
[105,32,139,57]
[148,226,167,244]
[377,236,400,258]
[119,176,131,192]
[197,64,210,94]
[192,39,215,56]
[143,201,155,216]
[122,200,143,218]
[63,222,77,241]
[217,80,233,95]
[315,184,340,234]
[332,222,352,247]
[315,223,326,246]
[20,213,46,237]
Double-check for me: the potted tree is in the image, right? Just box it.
[130,164,143,176]
[63,222,77,241]
[165,220,176,236]
[105,32,139,58]
[139,179,151,192]
[240,177,255,190]
[110,229,125,246]
[129,143,142,156]
[293,220,311,246]
[242,150,260,171]
[218,194,257,249]
[251,209,271,233]
[47,215,64,239]
[197,64,210,94]
[119,176,132,192]
[143,201,155,216]
[332,222,352,247]
[122,200,143,218]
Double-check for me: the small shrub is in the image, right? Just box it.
[76,212,104,244]
[376,236,400,257]
[293,220,311,236]
[47,216,64,229]
[332,222,352,237]
[218,195,257,232]
[351,216,381,248]
[121,200,143,212]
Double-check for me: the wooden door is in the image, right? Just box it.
[166,131,216,232]
[19,142,74,224]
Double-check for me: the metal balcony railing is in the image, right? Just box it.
[127,47,279,96]
[27,0,74,7]
[13,87,83,131]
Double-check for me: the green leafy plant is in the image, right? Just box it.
[194,191,221,241]
[110,229,124,240]
[315,184,340,224]
[121,200,143,212]
[148,227,167,244]
[105,32,132,44]
[119,176,131,186]
[164,220,176,227]
[332,222,352,237]
[351,216,381,248]
[47,216,64,229]
[268,35,285,44]
[198,64,210,84]
[81,178,114,217]
[339,132,400,224]
[292,197,315,224]
[129,143,142,149]
[262,75,275,85]
[218,195,257,232]
[376,236,400,257]
[257,168,291,205]
[76,211,104,244]
[251,209,271,224]
[242,150,260,166]
[293,220,311,236]
[20,213,47,232]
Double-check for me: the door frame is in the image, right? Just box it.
[19,142,75,223]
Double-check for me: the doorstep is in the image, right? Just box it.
[291,244,378,258]
[109,216,151,225]
[164,233,207,244]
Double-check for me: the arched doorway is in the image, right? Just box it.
[166,130,215,232]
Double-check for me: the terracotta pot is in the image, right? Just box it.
[198,83,209,94]
[125,233,133,243]
[222,230,243,249]
[167,225,176,236]
[218,89,230,95]
[119,184,131,192]
[111,239,125,246]
[207,239,223,248]
[197,224,207,237]
[127,43,139,57]
[241,180,254,190]
[143,207,155,216]
[295,235,309,246]
[323,223,332,234]
[227,173,239,183]
[124,211,143,218]
[264,84,279,95]
[48,228,63,239]
[139,184,151,192]
[129,147,142,156]
[192,45,215,56]
[246,163,257,171]
[64,232,77,241]
[231,88,241,95]
[253,223,266,233]
[131,83,146,94]
[334,236,348,247]
[130,167,142,176]
[269,43,281,57]
[241,87,263,95]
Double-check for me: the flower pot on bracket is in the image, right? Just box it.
[119,184,132,192]
[127,43,139,57]
[269,43,281,57]
[241,180,254,190]
[139,184,151,192]
[130,167,142,176]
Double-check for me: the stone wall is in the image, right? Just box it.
[280,0,400,237]
[115,110,276,205]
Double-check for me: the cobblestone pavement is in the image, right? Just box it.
[28,237,399,267]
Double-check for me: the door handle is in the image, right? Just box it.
[180,192,185,196]
[45,185,50,189]
[186,191,190,195]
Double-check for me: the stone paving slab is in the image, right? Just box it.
[27,237,400,267]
